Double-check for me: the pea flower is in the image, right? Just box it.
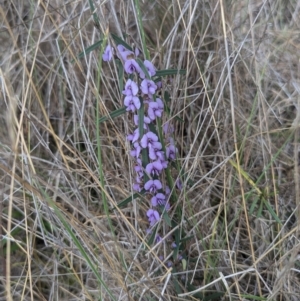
[140,131,159,148]
[141,79,157,95]
[146,161,163,177]
[148,98,164,120]
[123,79,139,96]
[117,45,133,61]
[155,235,162,244]
[166,145,177,160]
[144,179,162,193]
[102,45,114,62]
[124,95,141,112]
[130,142,142,158]
[144,60,156,77]
[151,193,166,207]
[147,209,160,226]
[148,143,163,160]
[124,59,141,74]
[139,60,156,79]
[127,128,139,143]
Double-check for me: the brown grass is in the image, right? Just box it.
[0,0,300,300]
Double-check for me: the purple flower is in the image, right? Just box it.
[167,261,173,267]
[151,193,166,207]
[156,81,162,90]
[144,60,156,77]
[148,143,163,160]
[166,145,177,160]
[124,95,141,112]
[146,209,160,226]
[165,186,171,196]
[139,60,156,79]
[133,182,142,192]
[146,161,163,177]
[123,79,139,96]
[140,131,159,148]
[127,128,139,143]
[148,98,164,120]
[134,47,140,57]
[130,142,142,158]
[141,79,157,95]
[171,242,177,249]
[144,179,162,193]
[117,45,133,61]
[160,159,168,169]
[124,59,141,74]
[102,45,114,62]
[155,235,162,244]
[176,179,183,191]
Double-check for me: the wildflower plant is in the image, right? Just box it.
[101,34,187,263]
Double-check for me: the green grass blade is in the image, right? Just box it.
[117,59,124,93]
[99,107,127,123]
[110,33,133,51]
[88,0,100,29]
[155,69,186,76]
[132,0,149,60]
[115,189,146,209]
[72,40,103,62]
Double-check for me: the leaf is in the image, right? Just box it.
[110,33,132,51]
[117,59,124,93]
[162,211,172,227]
[155,69,186,76]
[115,189,146,209]
[73,40,103,62]
[146,225,158,246]
[88,0,100,29]
[262,198,282,224]
[99,107,127,123]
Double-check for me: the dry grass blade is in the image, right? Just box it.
[0,0,300,300]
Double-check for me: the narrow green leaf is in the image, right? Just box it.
[172,277,183,295]
[162,211,172,227]
[155,69,186,76]
[132,0,149,59]
[257,199,263,218]
[73,40,103,62]
[262,198,282,224]
[249,194,260,215]
[147,225,158,246]
[110,33,133,51]
[117,59,124,93]
[88,0,100,29]
[99,107,127,123]
[115,189,146,209]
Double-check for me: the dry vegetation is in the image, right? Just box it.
[0,0,300,300]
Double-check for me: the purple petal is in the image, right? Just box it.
[144,60,156,77]
[123,79,139,96]
[124,59,141,74]
[117,45,134,61]
[141,79,157,95]
[102,45,114,62]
